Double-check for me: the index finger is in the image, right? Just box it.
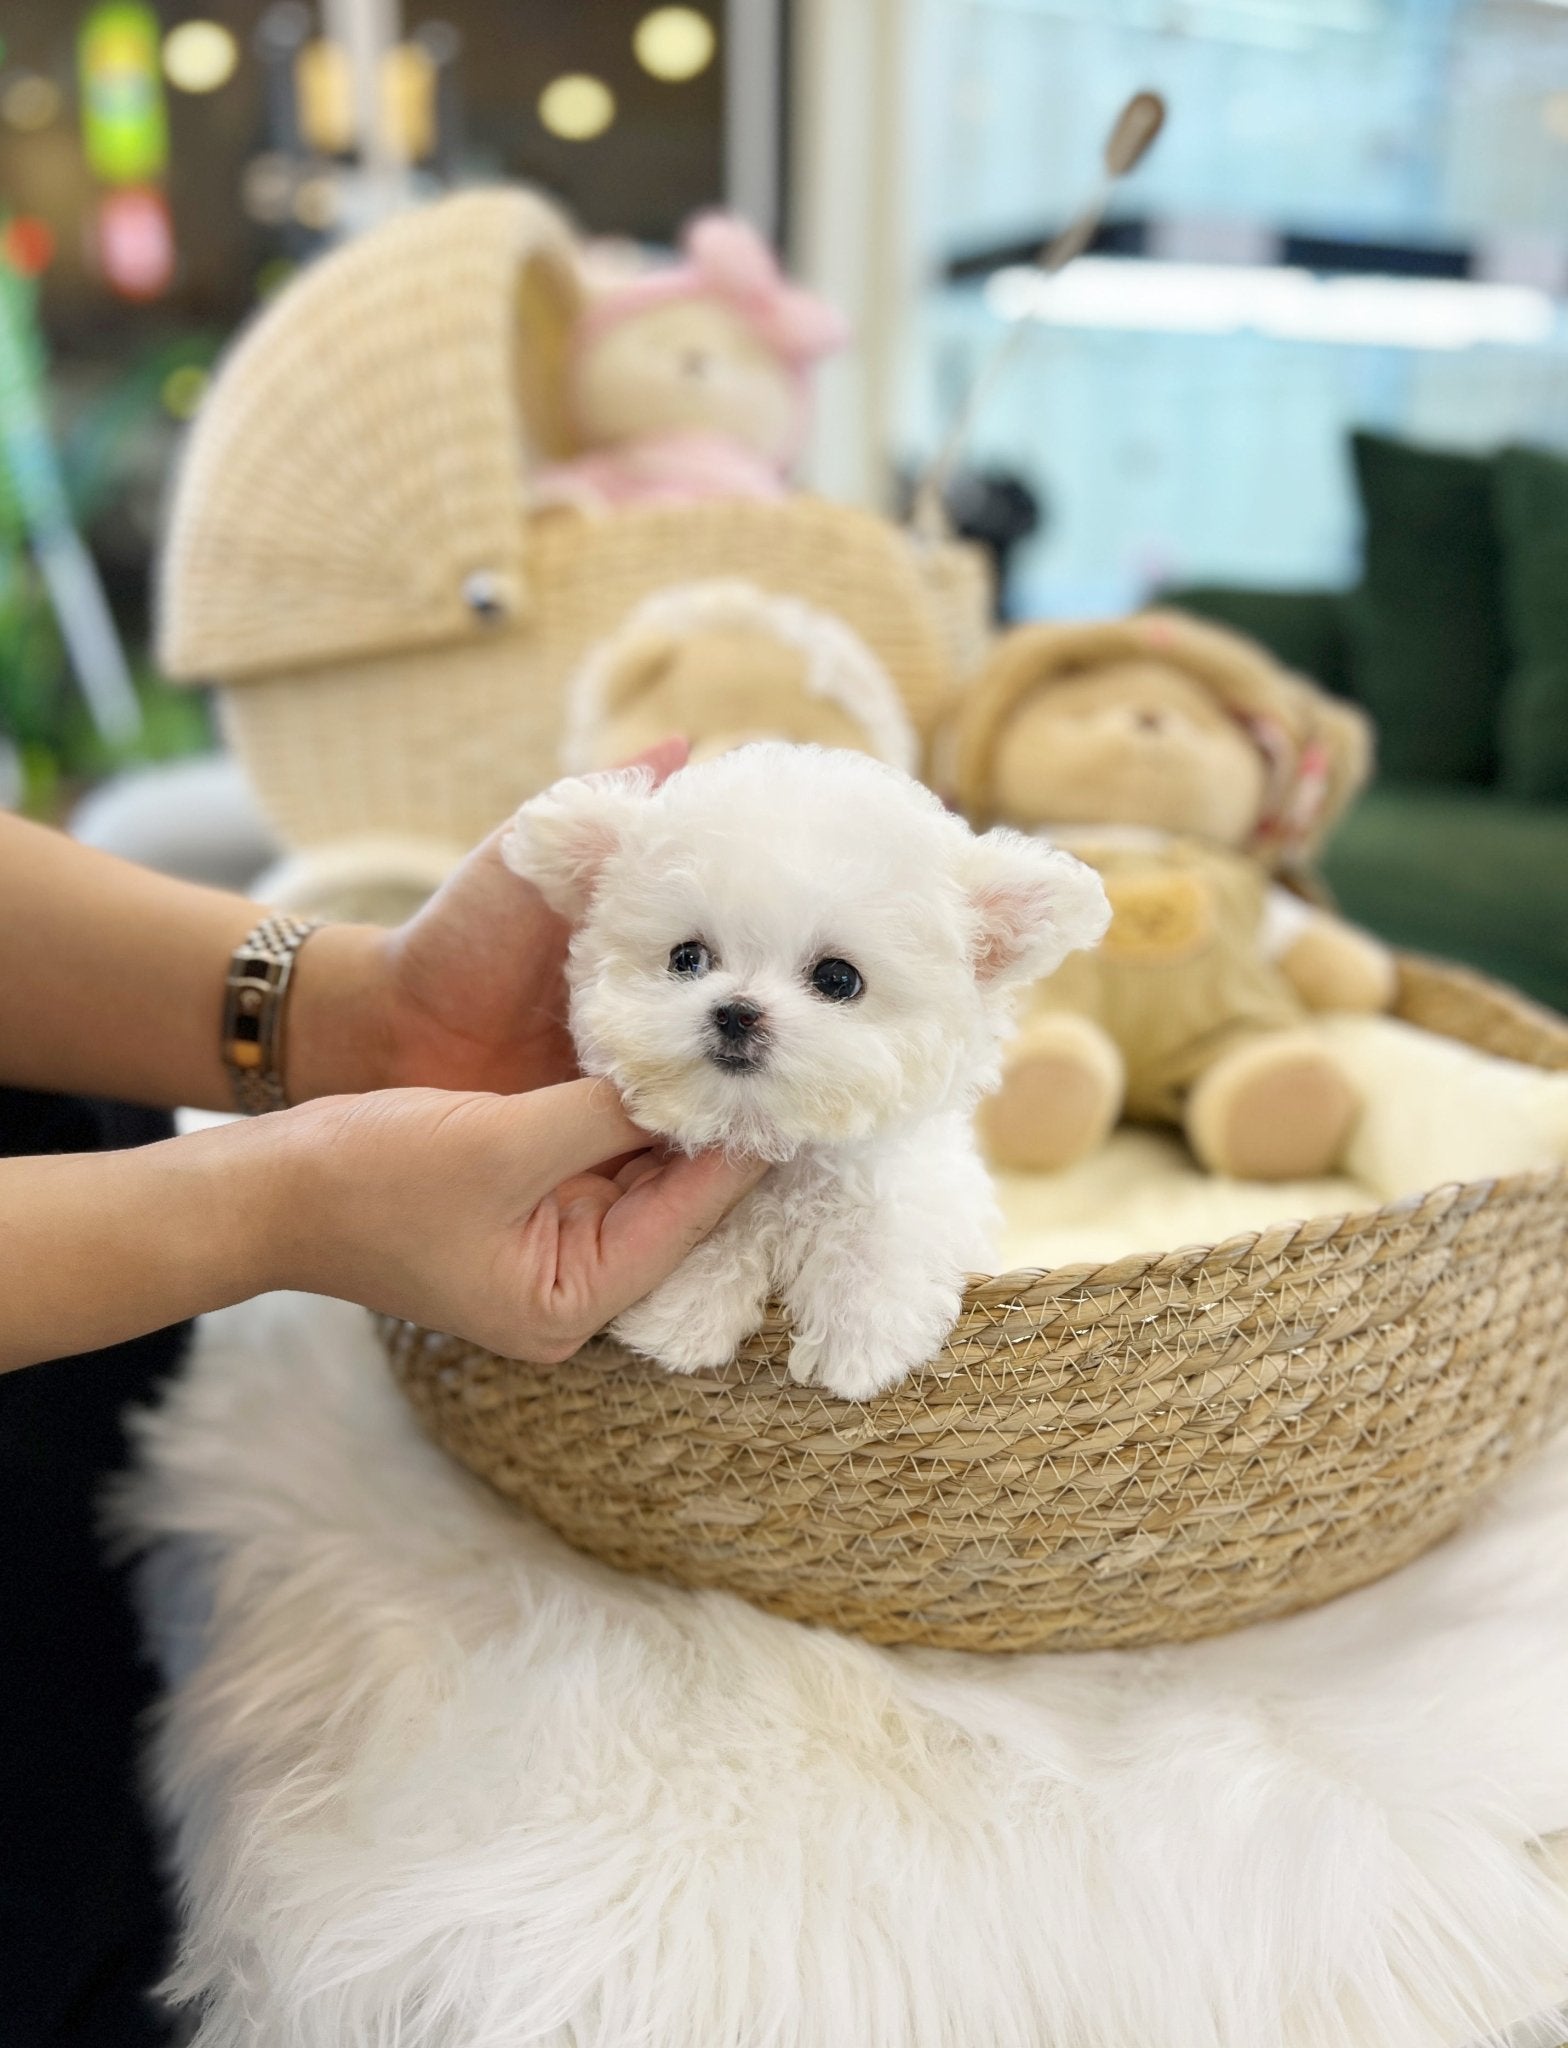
[503,1075,658,1185]
[586,1148,770,1323]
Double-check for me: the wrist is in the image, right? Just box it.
[163,1113,308,1307]
[243,1093,383,1304]
[283,923,398,1101]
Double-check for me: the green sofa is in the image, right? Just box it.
[1165,433,1568,1016]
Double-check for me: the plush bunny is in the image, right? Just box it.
[952,611,1396,1181]
[534,213,848,511]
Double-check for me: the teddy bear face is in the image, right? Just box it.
[989,662,1268,845]
[581,628,884,771]
[571,300,799,465]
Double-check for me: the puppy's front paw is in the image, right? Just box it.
[818,1347,923,1402]
[785,1273,962,1402]
[785,1336,822,1388]
[785,1327,936,1402]
[613,1268,764,1375]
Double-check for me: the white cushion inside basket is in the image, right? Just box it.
[993,1014,1568,1273]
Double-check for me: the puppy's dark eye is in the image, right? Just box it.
[669,940,712,978]
[809,957,863,1003]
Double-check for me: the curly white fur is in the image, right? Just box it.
[560,580,920,775]
[504,744,1109,1397]
[119,1290,1568,2048]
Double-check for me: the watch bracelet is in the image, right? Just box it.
[221,913,323,1115]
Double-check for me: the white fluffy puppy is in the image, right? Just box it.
[504,744,1108,1399]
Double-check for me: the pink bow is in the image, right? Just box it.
[680,213,849,363]
[578,211,850,367]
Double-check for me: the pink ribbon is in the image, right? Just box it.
[578,212,850,368]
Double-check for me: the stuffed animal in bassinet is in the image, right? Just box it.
[503,743,1107,1399]
[534,213,848,511]
[559,579,920,775]
[952,611,1396,1181]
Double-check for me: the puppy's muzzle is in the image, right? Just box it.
[707,998,768,1072]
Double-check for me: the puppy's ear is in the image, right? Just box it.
[502,764,656,920]
[960,828,1110,987]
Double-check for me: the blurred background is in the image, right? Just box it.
[4,0,1568,994]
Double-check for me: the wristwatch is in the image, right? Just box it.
[220,913,322,1115]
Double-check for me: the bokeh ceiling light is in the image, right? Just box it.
[538,72,615,140]
[163,19,238,93]
[1,73,63,132]
[634,7,716,82]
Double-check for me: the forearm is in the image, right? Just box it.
[0,1074,765,1375]
[0,814,387,1110]
[0,1115,295,1370]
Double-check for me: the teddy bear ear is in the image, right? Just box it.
[596,632,682,719]
[562,632,683,773]
[961,827,1111,987]
[502,765,656,920]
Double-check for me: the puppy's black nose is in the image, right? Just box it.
[712,999,763,1043]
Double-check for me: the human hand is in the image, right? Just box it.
[289,738,689,1102]
[267,1076,765,1362]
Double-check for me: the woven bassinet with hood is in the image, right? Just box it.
[156,186,989,858]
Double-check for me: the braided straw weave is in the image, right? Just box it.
[387,959,1568,1653]
[212,500,977,852]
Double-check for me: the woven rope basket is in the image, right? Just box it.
[387,957,1568,1653]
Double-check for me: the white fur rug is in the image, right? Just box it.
[124,1284,1568,2048]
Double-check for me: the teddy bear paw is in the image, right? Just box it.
[978,1012,1125,1173]
[1185,1029,1360,1182]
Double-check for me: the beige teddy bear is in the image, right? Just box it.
[561,579,920,775]
[953,610,1396,1181]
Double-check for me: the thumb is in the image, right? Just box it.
[594,1149,770,1319]
[508,1076,652,1185]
